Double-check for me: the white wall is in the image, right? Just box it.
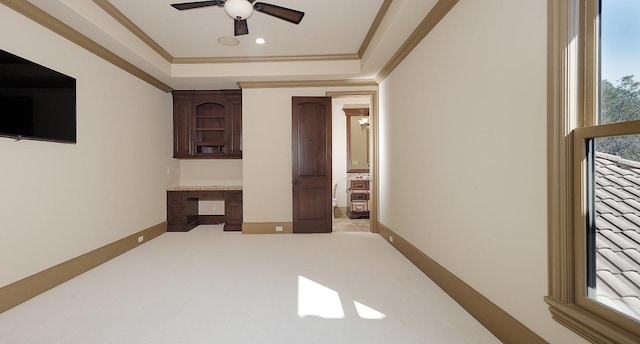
[178,160,242,186]
[0,8,177,287]
[378,0,586,343]
[332,99,349,207]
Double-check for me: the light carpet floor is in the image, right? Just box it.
[0,225,501,344]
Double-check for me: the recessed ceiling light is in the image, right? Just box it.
[218,36,240,46]
[255,37,267,45]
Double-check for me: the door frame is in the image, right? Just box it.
[327,90,379,233]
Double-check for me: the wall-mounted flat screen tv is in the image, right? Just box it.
[0,48,76,144]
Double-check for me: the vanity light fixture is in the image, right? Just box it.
[359,117,370,130]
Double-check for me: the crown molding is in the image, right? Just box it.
[92,0,173,63]
[229,0,463,89]
[376,0,460,83]
[91,0,381,66]
[172,54,360,64]
[358,0,394,58]
[238,79,378,89]
[93,0,390,64]
[0,0,173,92]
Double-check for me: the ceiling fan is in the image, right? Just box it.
[170,0,305,36]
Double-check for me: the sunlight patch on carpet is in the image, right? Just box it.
[297,275,387,320]
[297,275,345,319]
[354,300,386,319]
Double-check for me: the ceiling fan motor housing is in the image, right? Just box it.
[224,0,254,20]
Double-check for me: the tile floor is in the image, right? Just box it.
[332,215,370,232]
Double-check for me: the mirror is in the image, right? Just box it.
[345,108,370,173]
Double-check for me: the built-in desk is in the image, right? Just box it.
[166,186,242,232]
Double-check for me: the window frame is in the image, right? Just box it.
[547,0,640,342]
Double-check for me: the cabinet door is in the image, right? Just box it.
[172,92,193,158]
[350,201,368,212]
[226,91,243,157]
[225,200,242,225]
[224,191,242,231]
[350,191,369,201]
[350,180,369,190]
[167,192,185,224]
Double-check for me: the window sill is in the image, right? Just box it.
[545,297,640,344]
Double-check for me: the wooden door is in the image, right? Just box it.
[292,97,332,233]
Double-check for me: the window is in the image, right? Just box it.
[547,0,640,342]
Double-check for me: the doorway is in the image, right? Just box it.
[327,91,377,233]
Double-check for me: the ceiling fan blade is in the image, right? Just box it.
[234,19,249,36]
[253,2,304,24]
[171,1,224,11]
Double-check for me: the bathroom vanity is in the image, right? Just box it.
[346,178,370,219]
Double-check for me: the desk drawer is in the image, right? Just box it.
[167,191,187,206]
[188,191,224,199]
[224,190,242,200]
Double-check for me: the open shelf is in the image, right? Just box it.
[172,90,242,159]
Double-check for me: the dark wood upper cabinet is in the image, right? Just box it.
[172,90,242,159]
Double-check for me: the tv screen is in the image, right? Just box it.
[0,49,76,143]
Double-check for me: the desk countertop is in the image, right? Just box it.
[166,186,243,191]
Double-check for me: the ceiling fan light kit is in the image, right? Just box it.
[171,0,305,36]
[224,0,253,20]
